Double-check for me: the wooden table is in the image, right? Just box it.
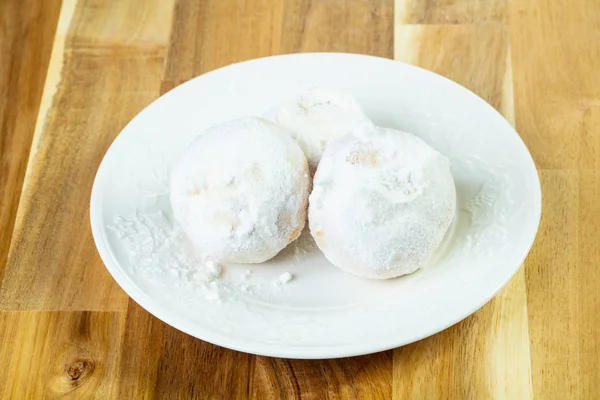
[1,0,598,398]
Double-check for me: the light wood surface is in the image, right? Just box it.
[0,0,597,398]
[0,0,61,286]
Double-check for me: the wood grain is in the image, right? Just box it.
[524,171,579,398]
[252,353,392,399]
[510,0,600,170]
[117,301,254,399]
[397,0,506,24]
[393,5,533,398]
[278,0,393,56]
[393,270,532,399]
[577,169,600,395]
[510,0,600,398]
[0,0,175,311]
[395,23,508,109]
[524,169,600,398]
[162,0,393,93]
[1,0,600,397]
[0,0,61,286]
[0,311,125,399]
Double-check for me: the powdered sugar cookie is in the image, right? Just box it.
[272,87,374,172]
[170,117,310,263]
[309,126,456,279]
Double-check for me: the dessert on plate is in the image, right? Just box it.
[271,87,374,172]
[170,116,310,263]
[309,125,456,279]
[170,89,455,279]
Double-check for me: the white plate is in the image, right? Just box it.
[90,53,541,359]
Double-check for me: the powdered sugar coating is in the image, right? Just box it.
[170,117,310,263]
[309,126,456,279]
[273,87,374,172]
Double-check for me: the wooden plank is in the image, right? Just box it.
[397,0,506,24]
[510,0,600,397]
[395,23,508,110]
[252,353,392,399]
[278,0,393,56]
[524,171,579,398]
[162,0,393,93]
[525,170,600,399]
[117,302,254,399]
[0,311,125,399]
[120,300,393,399]
[393,19,533,398]
[0,0,175,311]
[393,271,532,399]
[509,0,600,170]
[577,168,600,395]
[0,0,61,283]
[162,0,286,90]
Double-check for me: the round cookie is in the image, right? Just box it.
[272,87,374,172]
[309,126,456,279]
[170,117,310,263]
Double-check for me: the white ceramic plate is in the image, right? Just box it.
[90,53,541,359]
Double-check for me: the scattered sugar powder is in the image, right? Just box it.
[108,208,295,303]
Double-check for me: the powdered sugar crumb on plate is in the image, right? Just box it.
[278,272,294,284]
[107,207,298,304]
